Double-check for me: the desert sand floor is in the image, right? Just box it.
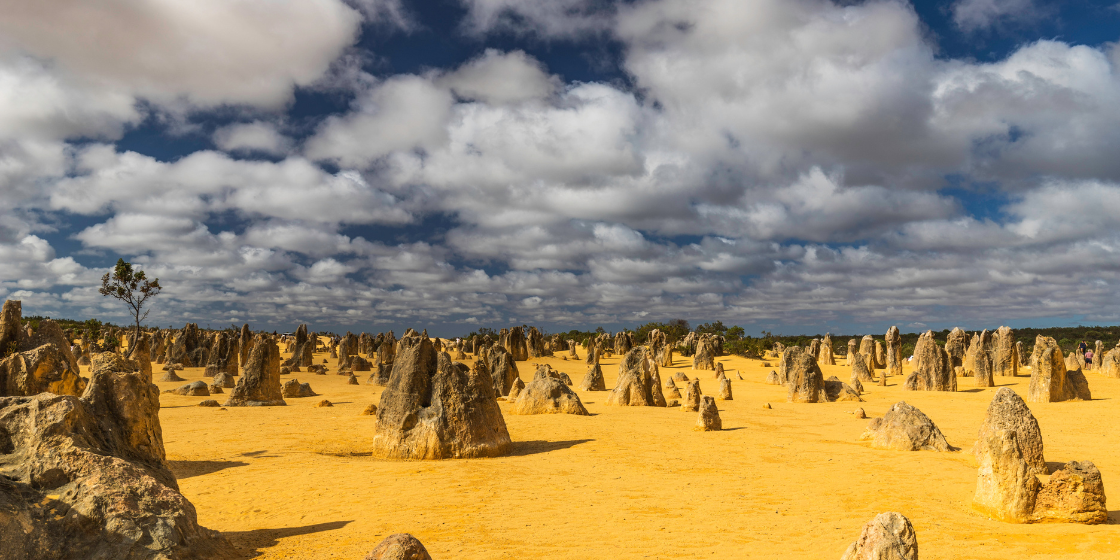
[124,345,1120,559]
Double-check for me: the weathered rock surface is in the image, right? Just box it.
[1102,347,1120,378]
[511,374,589,416]
[717,377,733,400]
[692,334,718,371]
[818,334,835,366]
[681,378,702,411]
[851,353,874,383]
[860,401,956,452]
[281,379,317,398]
[695,396,721,431]
[1029,336,1090,403]
[579,363,606,391]
[0,300,85,397]
[212,371,235,388]
[975,388,1046,477]
[0,354,235,559]
[967,329,995,387]
[825,376,863,402]
[605,347,667,407]
[507,377,525,400]
[363,533,433,560]
[224,337,285,407]
[785,347,826,403]
[487,345,520,397]
[840,512,918,560]
[885,326,903,378]
[372,335,511,459]
[904,331,956,392]
[164,380,210,397]
[993,326,1018,377]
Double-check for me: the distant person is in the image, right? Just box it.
[1079,340,1088,355]
[1086,349,1094,368]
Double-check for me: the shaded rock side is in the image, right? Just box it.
[372,337,511,460]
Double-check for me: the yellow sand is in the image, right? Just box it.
[129,346,1120,559]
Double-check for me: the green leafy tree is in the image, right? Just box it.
[99,258,161,358]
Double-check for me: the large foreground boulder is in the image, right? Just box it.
[372,336,511,459]
[840,512,918,560]
[0,354,235,559]
[605,347,667,407]
[974,428,1107,524]
[975,388,1045,476]
[224,337,285,407]
[860,401,957,452]
[511,373,589,415]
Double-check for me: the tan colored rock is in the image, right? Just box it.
[852,353,874,383]
[1032,461,1108,524]
[765,370,780,385]
[818,334,835,366]
[860,401,956,452]
[512,374,589,415]
[316,400,333,407]
[361,404,378,416]
[1102,347,1120,378]
[945,327,967,368]
[1029,336,1091,403]
[846,338,858,366]
[681,378,702,411]
[692,334,718,370]
[282,379,317,398]
[695,396,721,431]
[885,326,902,377]
[225,337,285,407]
[717,377,732,400]
[904,331,956,392]
[973,427,1042,522]
[605,346,667,407]
[371,335,511,459]
[785,347,826,403]
[993,326,1018,377]
[507,377,525,399]
[363,533,432,560]
[976,388,1046,477]
[840,512,918,560]
[164,380,209,396]
[579,363,606,391]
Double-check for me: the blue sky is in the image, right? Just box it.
[3,0,1120,337]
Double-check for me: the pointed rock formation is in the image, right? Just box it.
[904,331,956,392]
[224,337,285,407]
[993,326,1018,377]
[371,335,511,459]
[785,347,826,403]
[606,347,667,407]
[579,362,606,391]
[945,327,967,369]
[717,376,732,400]
[1029,336,1091,402]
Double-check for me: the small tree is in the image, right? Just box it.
[99,258,161,358]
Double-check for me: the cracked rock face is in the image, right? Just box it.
[840,512,918,560]
[0,353,236,559]
[860,401,957,452]
[372,335,511,460]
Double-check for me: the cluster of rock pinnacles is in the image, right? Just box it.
[3,296,1117,559]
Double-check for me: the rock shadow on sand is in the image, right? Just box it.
[224,520,354,557]
[508,439,593,456]
[168,459,249,479]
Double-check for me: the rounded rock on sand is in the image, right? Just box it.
[198,400,220,407]
[316,399,333,408]
[361,404,378,416]
[363,533,432,560]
